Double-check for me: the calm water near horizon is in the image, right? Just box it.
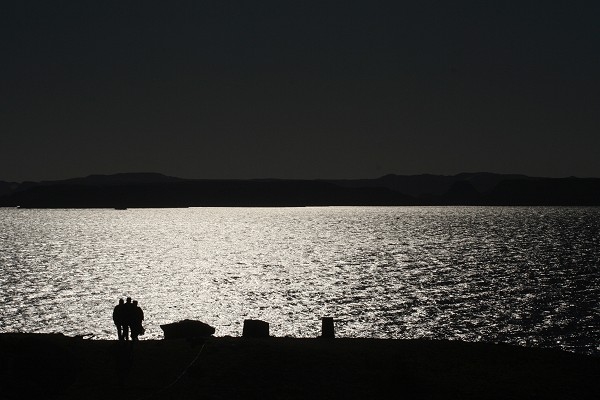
[1,206,599,355]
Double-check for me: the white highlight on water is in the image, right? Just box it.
[1,206,598,354]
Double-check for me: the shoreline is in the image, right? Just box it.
[2,333,598,399]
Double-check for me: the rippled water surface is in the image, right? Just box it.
[1,207,599,354]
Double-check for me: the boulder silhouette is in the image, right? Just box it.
[160,319,215,339]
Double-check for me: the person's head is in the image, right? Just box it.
[133,300,138,306]
[126,297,132,303]
[119,298,124,305]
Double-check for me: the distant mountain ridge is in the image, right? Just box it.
[0,173,180,197]
[0,172,599,207]
[326,172,535,197]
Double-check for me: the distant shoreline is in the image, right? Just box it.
[2,172,600,207]
[2,333,599,399]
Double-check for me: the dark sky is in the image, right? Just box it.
[2,1,599,182]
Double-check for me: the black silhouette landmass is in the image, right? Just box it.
[327,172,535,197]
[1,172,599,208]
[1,333,598,400]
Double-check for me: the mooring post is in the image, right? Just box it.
[321,317,334,338]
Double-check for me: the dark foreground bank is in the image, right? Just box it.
[1,333,598,400]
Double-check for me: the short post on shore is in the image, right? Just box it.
[321,317,334,339]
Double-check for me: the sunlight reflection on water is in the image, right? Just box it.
[1,206,599,355]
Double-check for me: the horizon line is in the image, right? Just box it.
[5,171,599,184]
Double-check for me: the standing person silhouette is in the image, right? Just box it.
[122,297,134,341]
[112,298,126,340]
[131,300,145,341]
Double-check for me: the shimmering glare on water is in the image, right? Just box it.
[1,207,599,354]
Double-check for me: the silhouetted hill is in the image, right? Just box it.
[0,181,19,197]
[421,177,600,206]
[328,172,533,196]
[1,173,600,207]
[0,173,183,197]
[486,178,600,206]
[439,180,483,205]
[58,172,186,185]
[0,178,416,208]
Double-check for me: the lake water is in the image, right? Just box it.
[1,206,598,355]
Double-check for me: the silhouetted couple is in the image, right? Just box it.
[113,297,145,341]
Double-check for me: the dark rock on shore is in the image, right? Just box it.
[160,319,215,339]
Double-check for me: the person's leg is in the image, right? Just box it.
[116,324,123,340]
[123,324,130,340]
